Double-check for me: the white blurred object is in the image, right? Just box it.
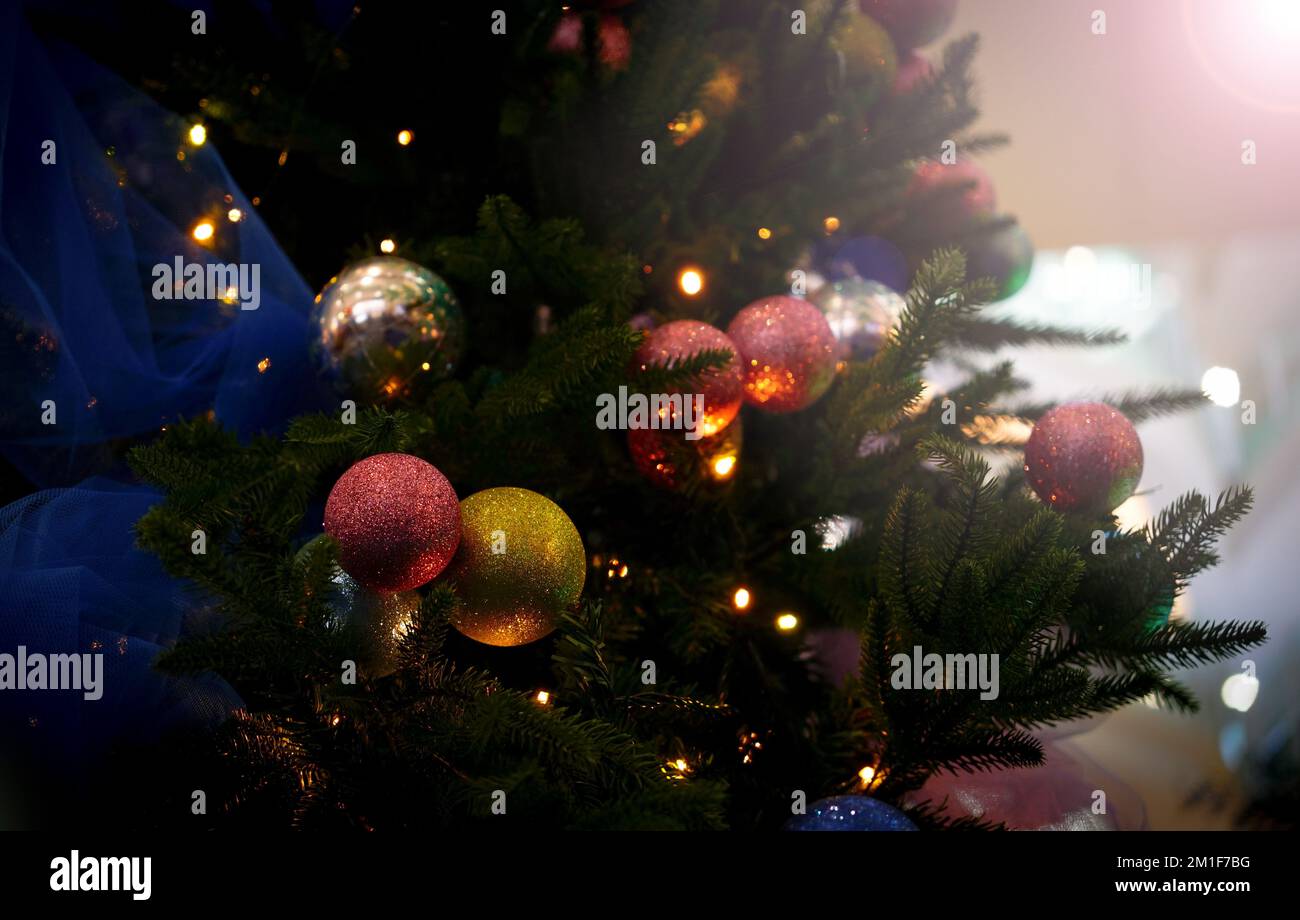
[1200,365,1241,407]
[990,247,1172,339]
[1221,672,1260,713]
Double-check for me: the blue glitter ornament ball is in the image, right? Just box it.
[785,795,919,831]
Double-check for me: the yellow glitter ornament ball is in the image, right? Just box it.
[446,487,586,647]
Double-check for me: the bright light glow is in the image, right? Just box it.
[678,268,704,296]
[256,357,271,374]
[858,765,876,787]
[711,454,737,479]
[823,216,841,233]
[1183,0,1300,113]
[1260,0,1300,37]
[535,690,551,705]
[1201,366,1241,407]
[818,514,861,550]
[757,227,772,240]
[1062,245,1098,292]
[191,220,215,242]
[732,587,751,610]
[188,124,207,146]
[397,129,413,146]
[227,208,243,222]
[380,238,396,254]
[1112,494,1150,532]
[1221,672,1259,712]
[775,613,799,631]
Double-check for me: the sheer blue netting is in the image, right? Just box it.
[0,479,242,763]
[0,3,335,772]
[0,1,332,487]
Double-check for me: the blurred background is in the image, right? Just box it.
[947,0,1300,828]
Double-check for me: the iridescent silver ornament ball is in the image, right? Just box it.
[310,256,465,400]
[326,567,421,679]
[810,277,905,360]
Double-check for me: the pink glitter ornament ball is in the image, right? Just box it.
[906,739,1147,830]
[907,157,996,222]
[1023,402,1143,513]
[324,453,461,592]
[633,320,744,437]
[726,296,839,413]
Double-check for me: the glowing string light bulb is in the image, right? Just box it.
[188,124,207,146]
[1201,366,1240,408]
[397,129,413,146]
[678,267,704,297]
[192,220,215,243]
[732,587,751,611]
[380,238,396,254]
[1221,672,1259,713]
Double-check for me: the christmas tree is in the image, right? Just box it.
[1,0,1268,831]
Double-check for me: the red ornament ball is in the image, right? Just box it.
[324,453,461,592]
[727,296,839,413]
[907,157,996,222]
[1023,403,1143,513]
[892,50,933,95]
[628,417,743,490]
[548,12,631,70]
[860,0,959,50]
[633,319,743,437]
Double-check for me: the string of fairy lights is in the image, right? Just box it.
[157,27,871,787]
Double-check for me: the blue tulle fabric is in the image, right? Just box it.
[0,3,335,772]
[1,4,332,487]
[0,479,243,763]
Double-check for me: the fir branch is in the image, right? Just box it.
[1007,387,1209,424]
[877,489,935,628]
[951,317,1126,351]
[1148,487,1254,589]
[1081,620,1268,672]
[632,347,734,393]
[919,434,998,620]
[553,602,614,698]
[922,728,1045,775]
